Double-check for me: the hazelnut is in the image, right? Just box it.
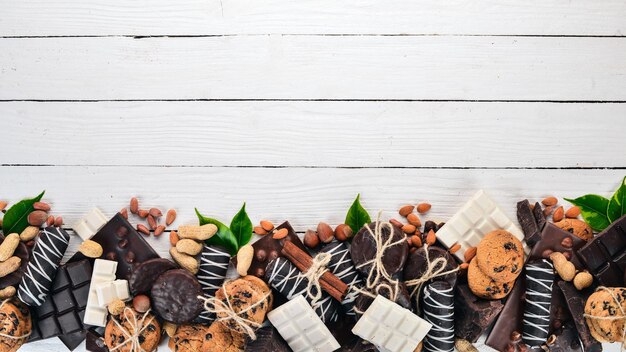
[304,230,320,249]
[317,222,335,243]
[133,295,151,313]
[334,224,353,241]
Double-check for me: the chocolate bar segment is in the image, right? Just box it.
[265,257,339,323]
[577,214,626,286]
[18,227,70,306]
[517,199,542,247]
[557,281,602,352]
[454,283,503,343]
[486,273,525,351]
[194,245,230,324]
[319,241,363,317]
[522,259,554,347]
[533,202,547,231]
[351,221,408,277]
[244,325,290,352]
[422,281,454,352]
[248,221,307,278]
[530,223,586,269]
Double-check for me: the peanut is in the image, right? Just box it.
[130,197,139,214]
[79,240,104,258]
[416,203,432,214]
[455,338,479,352]
[177,224,217,241]
[176,239,203,256]
[553,206,565,222]
[573,271,593,290]
[398,205,414,217]
[108,299,126,315]
[236,244,254,277]
[550,252,575,281]
[317,222,334,243]
[170,248,199,274]
[272,228,288,239]
[0,286,16,299]
[407,213,422,227]
[169,231,180,246]
[166,209,177,226]
[542,196,558,206]
[0,257,21,278]
[0,233,20,262]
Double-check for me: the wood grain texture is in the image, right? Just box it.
[2,36,626,101]
[1,0,625,36]
[1,101,625,168]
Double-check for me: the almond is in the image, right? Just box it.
[169,231,179,246]
[543,205,554,217]
[0,286,16,299]
[54,216,63,227]
[304,229,320,248]
[130,197,139,214]
[399,205,414,217]
[449,242,461,254]
[253,226,268,235]
[411,235,422,248]
[416,203,431,214]
[334,224,353,241]
[565,206,581,219]
[46,215,55,227]
[272,228,288,240]
[19,226,39,242]
[464,246,477,262]
[120,208,129,220]
[166,209,176,226]
[407,213,422,227]
[138,209,149,218]
[260,220,274,232]
[0,201,7,212]
[147,215,157,230]
[79,240,104,258]
[426,229,436,246]
[553,206,565,222]
[149,208,162,218]
[542,196,558,207]
[402,224,416,234]
[137,224,150,236]
[389,219,404,228]
[27,210,48,227]
[317,222,334,243]
[154,225,166,236]
[33,201,51,211]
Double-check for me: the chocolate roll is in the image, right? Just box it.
[522,259,554,348]
[265,257,338,323]
[422,281,454,352]
[17,227,70,306]
[194,245,230,324]
[320,242,363,317]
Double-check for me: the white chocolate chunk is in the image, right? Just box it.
[84,259,118,327]
[73,208,108,240]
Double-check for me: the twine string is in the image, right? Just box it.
[197,282,270,341]
[0,299,31,341]
[109,307,155,352]
[583,286,626,350]
[299,252,331,306]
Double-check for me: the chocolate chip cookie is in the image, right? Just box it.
[476,230,524,283]
[105,309,161,352]
[584,288,626,343]
[554,219,593,241]
[468,258,514,300]
[214,276,272,334]
[168,324,207,352]
[0,299,31,352]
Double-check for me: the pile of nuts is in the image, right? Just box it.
[23,200,63,230]
[538,196,580,223]
[391,202,447,253]
[123,197,177,237]
[253,220,288,239]
[301,222,353,249]
[549,252,593,290]
[169,224,217,274]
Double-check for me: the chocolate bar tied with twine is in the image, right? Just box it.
[281,241,349,304]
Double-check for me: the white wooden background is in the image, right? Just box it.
[2,1,626,351]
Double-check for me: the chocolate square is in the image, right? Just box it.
[73,284,90,310]
[67,260,92,287]
[578,214,626,286]
[58,310,82,335]
[52,287,76,314]
[35,297,55,318]
[52,267,70,292]
[60,329,89,351]
[38,315,62,339]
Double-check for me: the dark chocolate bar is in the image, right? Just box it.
[90,213,159,280]
[247,221,307,278]
[244,325,290,352]
[194,245,230,324]
[577,214,626,286]
[422,281,454,352]
[18,227,70,307]
[530,223,586,269]
[557,281,602,352]
[86,327,108,352]
[522,259,554,348]
[454,283,504,343]
[350,221,408,277]
[486,272,525,351]
[546,323,583,352]
[265,257,338,323]
[319,241,363,317]
[27,259,92,351]
[517,200,542,247]
[532,202,546,231]
[404,246,458,299]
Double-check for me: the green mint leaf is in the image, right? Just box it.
[607,176,626,223]
[345,194,371,234]
[564,195,610,232]
[230,203,253,249]
[2,190,45,235]
[195,208,238,256]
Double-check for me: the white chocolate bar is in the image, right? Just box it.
[95,280,130,307]
[73,208,108,240]
[84,259,117,327]
[352,295,432,352]
[435,190,528,261]
[267,295,340,352]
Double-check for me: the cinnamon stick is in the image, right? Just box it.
[281,241,348,302]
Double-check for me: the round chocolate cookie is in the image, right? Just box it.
[404,246,458,293]
[554,219,593,241]
[475,230,524,283]
[467,258,514,300]
[350,222,408,277]
[130,258,177,295]
[0,299,31,352]
[151,269,203,324]
[105,309,161,352]
[214,276,272,334]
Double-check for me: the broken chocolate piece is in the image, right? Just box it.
[244,325,290,352]
[454,284,504,343]
[532,202,547,232]
[486,272,525,351]
[557,281,602,352]
[517,200,542,247]
[577,214,626,286]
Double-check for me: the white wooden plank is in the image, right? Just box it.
[1,0,625,36]
[1,101,625,168]
[2,36,625,101]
